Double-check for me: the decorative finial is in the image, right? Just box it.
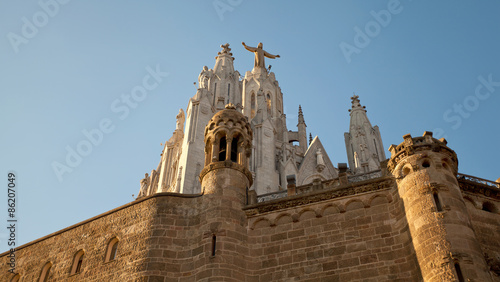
[218,43,232,55]
[350,94,363,111]
[309,133,313,145]
[225,103,236,109]
[298,105,305,124]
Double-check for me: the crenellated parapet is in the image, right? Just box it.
[387,131,458,176]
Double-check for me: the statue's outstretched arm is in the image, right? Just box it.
[242,42,257,52]
[264,51,280,59]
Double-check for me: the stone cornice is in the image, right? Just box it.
[244,176,394,216]
[458,177,500,200]
[0,191,204,257]
[199,160,253,186]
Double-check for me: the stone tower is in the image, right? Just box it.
[198,104,253,279]
[344,95,385,174]
[138,43,338,198]
[388,132,492,281]
[177,44,242,194]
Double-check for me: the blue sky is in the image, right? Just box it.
[1,0,499,250]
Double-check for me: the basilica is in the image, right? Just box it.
[3,43,499,282]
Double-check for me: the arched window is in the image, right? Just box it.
[250,92,256,118]
[231,137,239,162]
[219,137,227,161]
[266,94,272,116]
[70,250,84,275]
[39,262,52,282]
[10,274,20,282]
[105,237,119,262]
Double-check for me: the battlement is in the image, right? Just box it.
[387,131,458,174]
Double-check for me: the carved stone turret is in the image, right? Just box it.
[200,104,253,201]
[388,131,492,282]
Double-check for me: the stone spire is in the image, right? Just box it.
[298,105,305,125]
[297,105,308,154]
[344,95,385,174]
[211,43,241,110]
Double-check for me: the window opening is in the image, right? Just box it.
[454,262,465,282]
[211,235,217,256]
[231,137,238,162]
[433,192,443,212]
[219,137,227,161]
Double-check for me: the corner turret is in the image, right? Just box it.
[388,131,491,281]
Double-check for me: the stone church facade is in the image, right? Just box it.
[2,43,499,282]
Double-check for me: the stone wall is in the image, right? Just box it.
[463,191,500,279]
[1,195,159,281]
[245,181,421,281]
[2,176,499,281]
[0,194,206,281]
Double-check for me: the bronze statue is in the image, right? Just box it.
[242,42,280,68]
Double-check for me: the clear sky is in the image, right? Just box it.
[1,0,499,251]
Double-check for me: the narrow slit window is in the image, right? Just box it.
[251,93,256,118]
[227,83,230,104]
[110,243,118,259]
[433,192,443,212]
[211,235,217,256]
[454,262,465,282]
[213,83,217,105]
[266,94,272,116]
